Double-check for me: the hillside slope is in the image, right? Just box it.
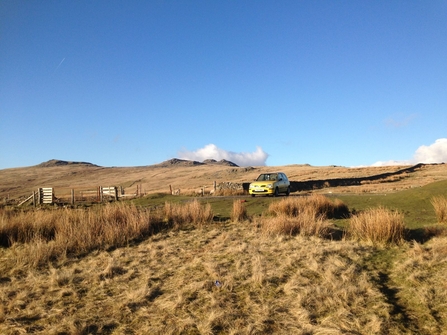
[1,159,446,200]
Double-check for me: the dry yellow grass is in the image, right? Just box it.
[0,204,164,270]
[260,195,345,237]
[348,207,405,245]
[391,238,447,334]
[1,203,446,334]
[268,194,348,219]
[231,200,248,223]
[163,199,214,228]
[0,220,389,334]
[431,195,447,223]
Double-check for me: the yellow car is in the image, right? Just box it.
[249,172,291,197]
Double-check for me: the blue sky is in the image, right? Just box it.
[1,0,447,169]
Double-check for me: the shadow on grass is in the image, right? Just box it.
[324,227,345,241]
[406,226,447,244]
[376,271,419,333]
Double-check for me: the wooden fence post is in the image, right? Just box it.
[71,189,75,205]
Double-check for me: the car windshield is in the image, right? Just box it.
[256,173,278,181]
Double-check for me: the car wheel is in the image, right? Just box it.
[286,186,290,196]
[251,194,255,197]
[274,187,279,197]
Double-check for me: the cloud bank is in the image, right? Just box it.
[372,138,447,166]
[178,144,269,166]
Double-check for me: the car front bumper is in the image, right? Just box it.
[249,188,274,195]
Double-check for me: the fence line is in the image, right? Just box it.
[15,186,127,206]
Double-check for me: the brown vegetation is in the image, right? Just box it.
[231,200,248,223]
[348,207,405,245]
[163,199,214,228]
[1,201,445,334]
[260,195,344,237]
[1,160,447,334]
[0,200,214,271]
[431,195,447,223]
[391,238,447,334]
[268,194,349,219]
[1,159,447,202]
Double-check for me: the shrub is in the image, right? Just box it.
[231,200,248,222]
[348,206,405,245]
[431,195,447,224]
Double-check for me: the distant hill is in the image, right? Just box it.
[34,158,238,168]
[37,159,99,168]
[2,157,446,202]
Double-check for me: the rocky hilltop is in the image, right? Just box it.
[155,158,239,167]
[37,159,98,168]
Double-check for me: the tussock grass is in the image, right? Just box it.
[268,194,348,219]
[0,204,166,270]
[261,210,331,237]
[261,195,342,237]
[163,199,214,227]
[431,195,447,223]
[348,206,405,245]
[0,201,214,272]
[0,223,399,334]
[1,200,446,333]
[231,200,248,222]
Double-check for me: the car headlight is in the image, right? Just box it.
[267,184,273,188]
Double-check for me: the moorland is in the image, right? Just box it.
[0,159,447,334]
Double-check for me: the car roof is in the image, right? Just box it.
[259,172,285,174]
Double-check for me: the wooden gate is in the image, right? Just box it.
[38,188,54,204]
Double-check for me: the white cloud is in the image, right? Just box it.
[178,144,269,166]
[414,138,447,163]
[371,159,410,167]
[372,138,447,166]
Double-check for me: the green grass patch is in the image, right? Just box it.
[128,180,447,233]
[330,180,447,229]
[130,194,284,221]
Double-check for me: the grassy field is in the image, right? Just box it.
[1,186,447,334]
[132,179,447,230]
[1,162,447,334]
